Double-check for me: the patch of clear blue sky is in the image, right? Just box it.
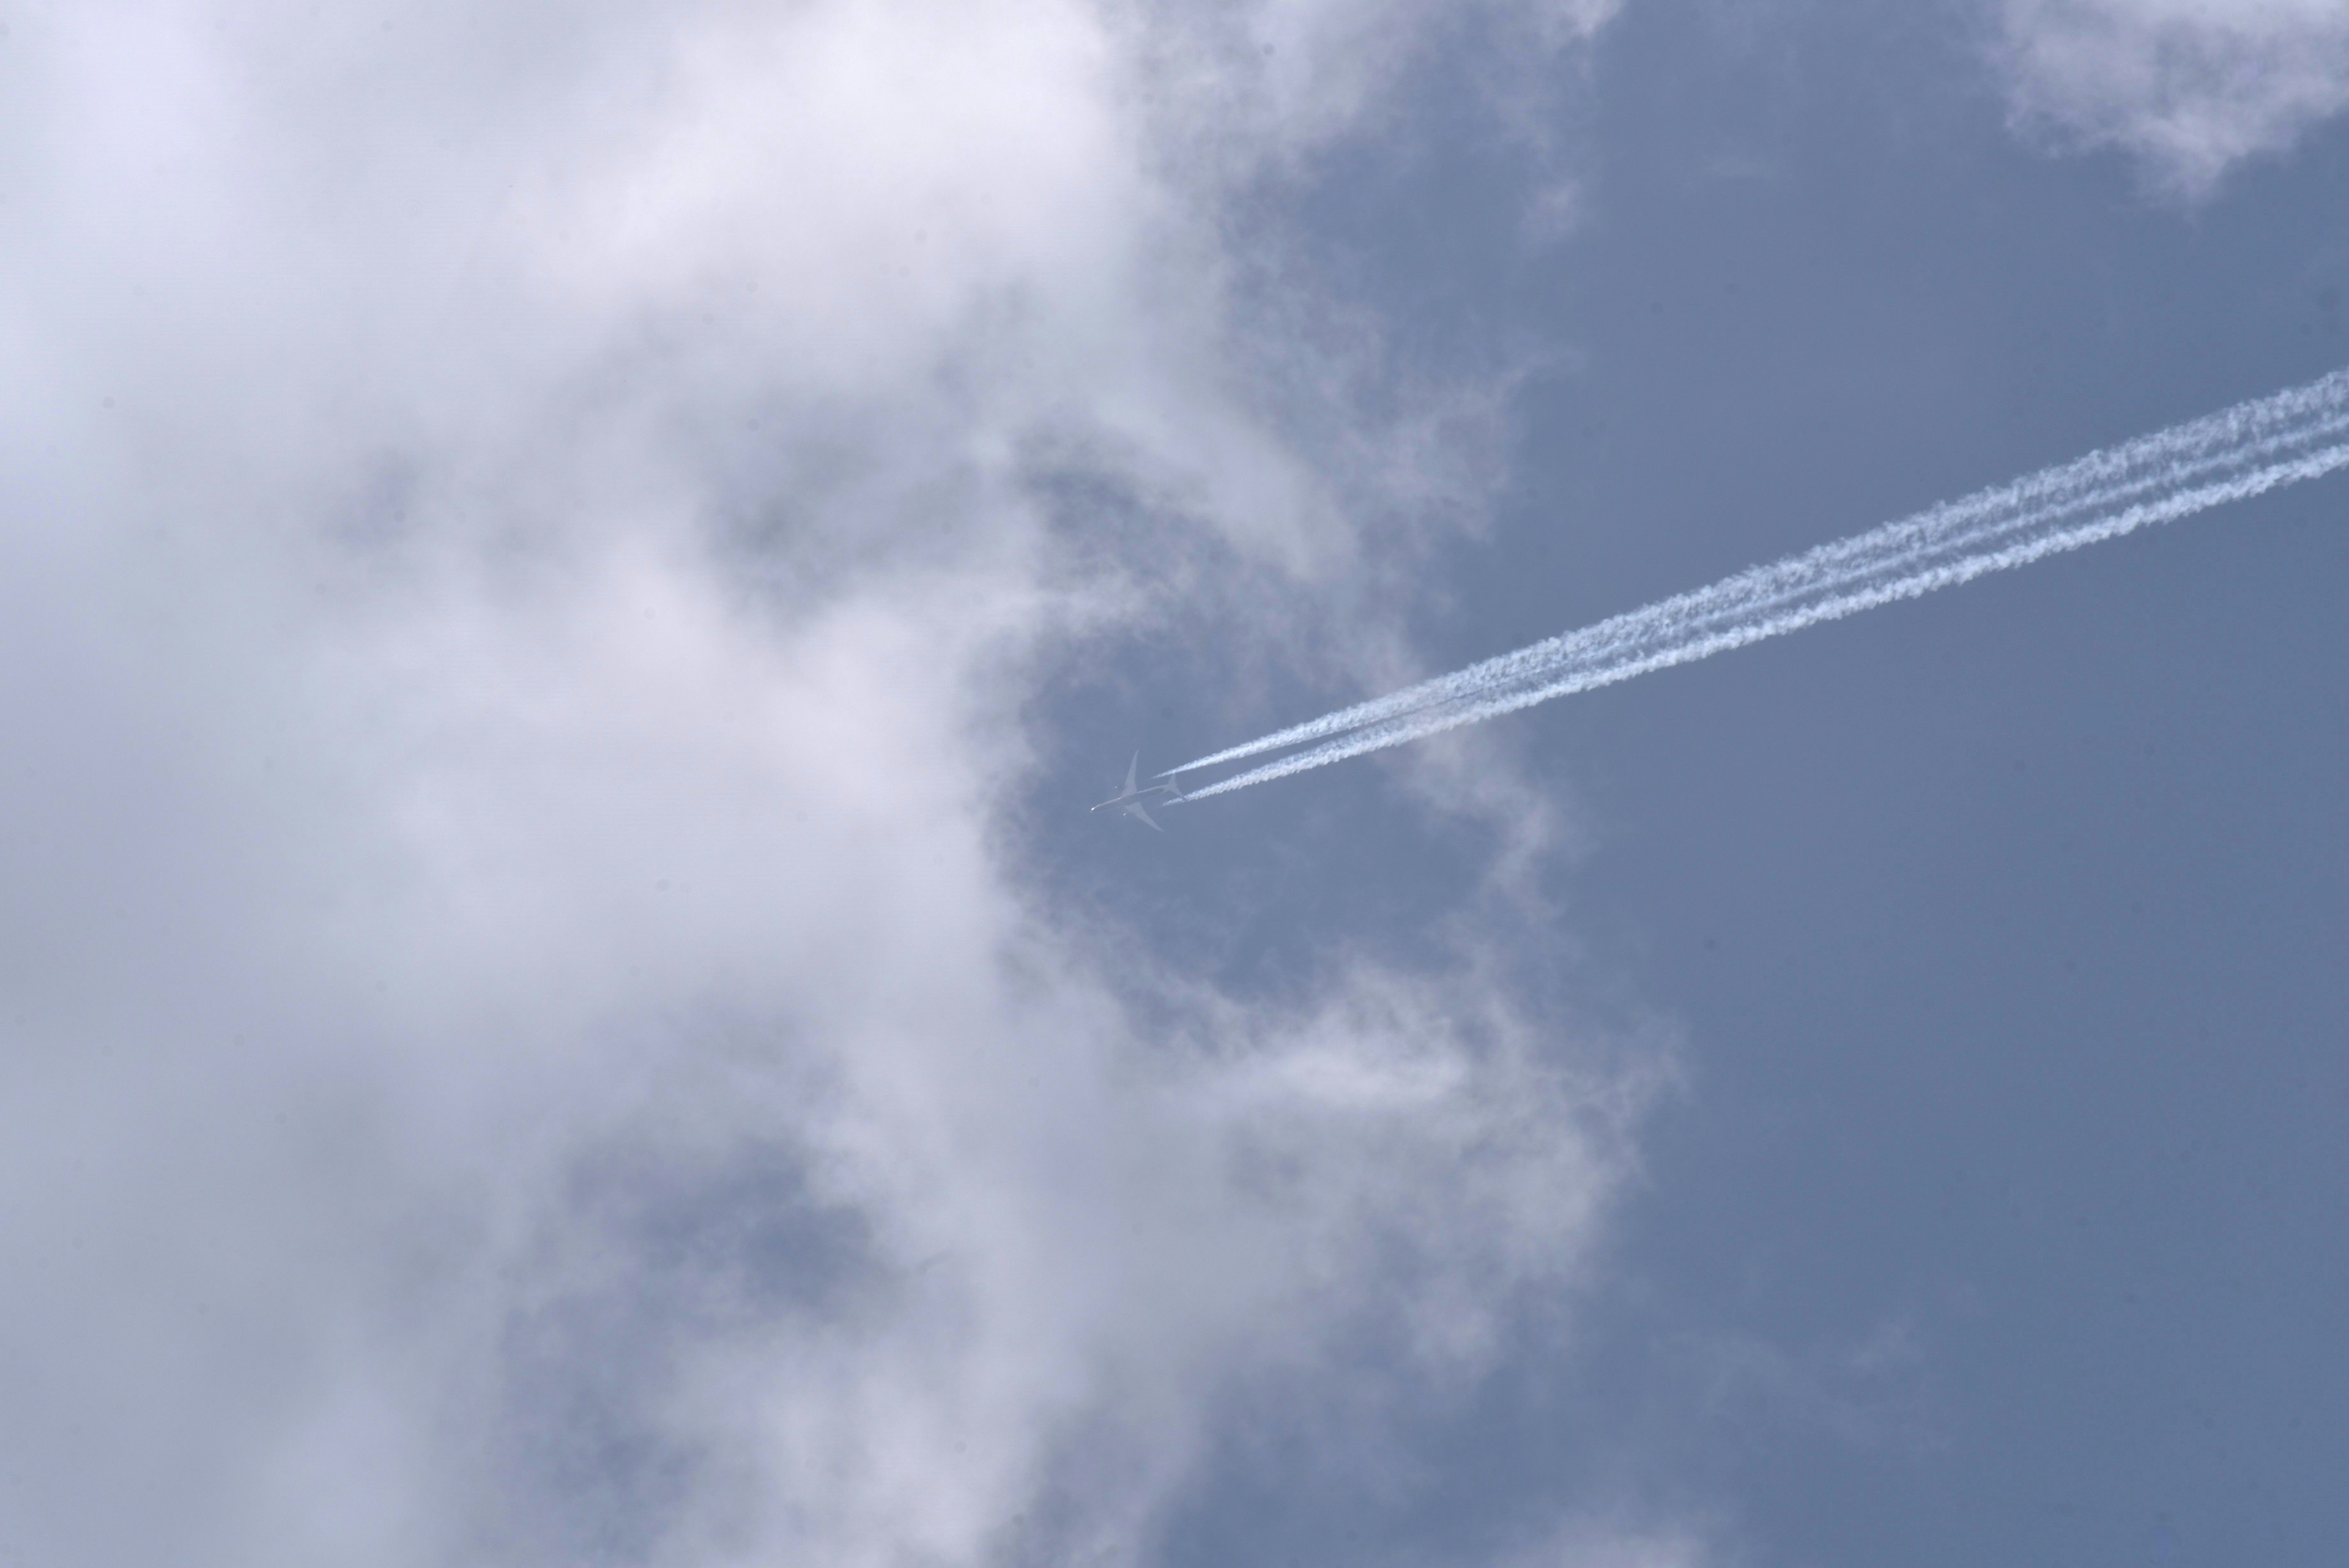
[1039,3,2347,1564]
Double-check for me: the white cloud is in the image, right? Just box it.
[1163,0,1620,160]
[0,3,1646,1566]
[1995,0,2349,196]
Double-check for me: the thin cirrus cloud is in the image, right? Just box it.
[0,4,1664,1568]
[1995,0,2349,196]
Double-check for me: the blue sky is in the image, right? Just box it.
[2,3,2344,1566]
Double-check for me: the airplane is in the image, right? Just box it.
[1091,751,1178,831]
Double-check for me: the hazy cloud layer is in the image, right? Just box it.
[1995,0,2349,195]
[0,3,1653,1566]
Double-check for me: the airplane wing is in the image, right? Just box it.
[1127,800,1163,831]
[1123,751,1141,797]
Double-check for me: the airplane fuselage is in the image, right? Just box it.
[1093,752,1176,830]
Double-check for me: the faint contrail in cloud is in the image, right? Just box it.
[1168,366,2349,803]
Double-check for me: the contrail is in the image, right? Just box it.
[1168,366,2349,803]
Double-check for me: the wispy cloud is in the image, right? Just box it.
[1995,0,2349,197]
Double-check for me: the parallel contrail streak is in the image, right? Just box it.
[1167,367,2349,803]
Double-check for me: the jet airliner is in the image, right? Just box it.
[1091,752,1179,831]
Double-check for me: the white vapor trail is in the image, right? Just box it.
[1170,367,2349,803]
